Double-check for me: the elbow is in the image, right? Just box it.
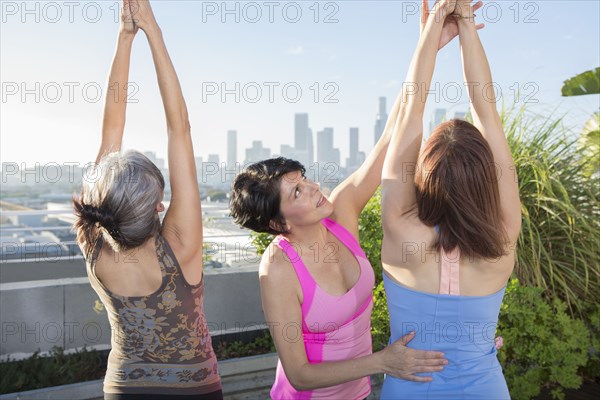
[288,377,311,392]
[286,368,313,391]
[167,119,191,137]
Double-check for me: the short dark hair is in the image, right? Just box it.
[230,157,305,235]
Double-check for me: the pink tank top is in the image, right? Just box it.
[270,218,375,400]
[439,246,461,295]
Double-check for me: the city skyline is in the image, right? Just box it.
[3,2,598,167]
[190,104,469,168]
[0,103,478,181]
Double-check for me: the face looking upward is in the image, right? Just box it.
[276,170,333,232]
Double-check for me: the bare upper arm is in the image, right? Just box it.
[259,245,309,386]
[328,177,363,229]
[162,128,203,272]
[473,117,522,243]
[381,120,423,220]
[328,136,391,224]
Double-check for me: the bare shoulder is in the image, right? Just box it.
[327,211,359,241]
[259,242,302,302]
[382,211,435,265]
[259,243,293,280]
[382,207,425,241]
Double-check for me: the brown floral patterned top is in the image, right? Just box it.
[87,233,221,396]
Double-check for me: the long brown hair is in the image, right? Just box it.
[415,119,508,259]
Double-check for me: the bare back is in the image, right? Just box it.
[93,236,163,297]
[382,212,515,297]
[92,232,203,298]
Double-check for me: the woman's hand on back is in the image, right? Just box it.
[377,331,448,382]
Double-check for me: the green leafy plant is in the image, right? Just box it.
[370,281,390,352]
[561,68,600,96]
[503,107,600,315]
[578,112,600,178]
[359,189,384,283]
[251,231,274,256]
[562,68,600,178]
[497,279,591,400]
[581,302,600,383]
[0,333,278,395]
[214,331,276,360]
[0,346,104,395]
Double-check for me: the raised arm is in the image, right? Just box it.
[132,0,203,277]
[456,1,521,241]
[328,80,403,232]
[259,248,447,391]
[381,0,456,220]
[331,0,482,233]
[96,0,138,164]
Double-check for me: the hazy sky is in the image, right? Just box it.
[2,0,599,167]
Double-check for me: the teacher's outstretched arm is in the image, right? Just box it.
[133,0,204,281]
[456,1,521,242]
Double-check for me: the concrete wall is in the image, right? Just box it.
[0,267,264,359]
[0,257,87,283]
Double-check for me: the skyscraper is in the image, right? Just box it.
[430,108,446,134]
[346,127,359,170]
[143,151,165,170]
[295,113,309,149]
[317,128,340,184]
[294,113,313,167]
[245,141,271,164]
[374,97,388,145]
[453,111,467,120]
[280,144,296,160]
[227,130,237,167]
[207,154,220,165]
[317,128,334,163]
[307,128,314,166]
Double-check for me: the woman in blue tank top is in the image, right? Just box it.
[379,0,522,399]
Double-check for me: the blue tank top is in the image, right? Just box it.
[380,244,510,399]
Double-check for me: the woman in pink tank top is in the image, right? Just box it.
[227,9,491,397]
[231,159,448,399]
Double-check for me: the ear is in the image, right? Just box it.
[156,202,165,212]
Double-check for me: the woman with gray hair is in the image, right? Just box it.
[72,1,222,399]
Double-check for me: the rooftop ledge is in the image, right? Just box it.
[0,268,265,360]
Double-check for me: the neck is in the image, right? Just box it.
[282,219,329,249]
[124,234,156,256]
